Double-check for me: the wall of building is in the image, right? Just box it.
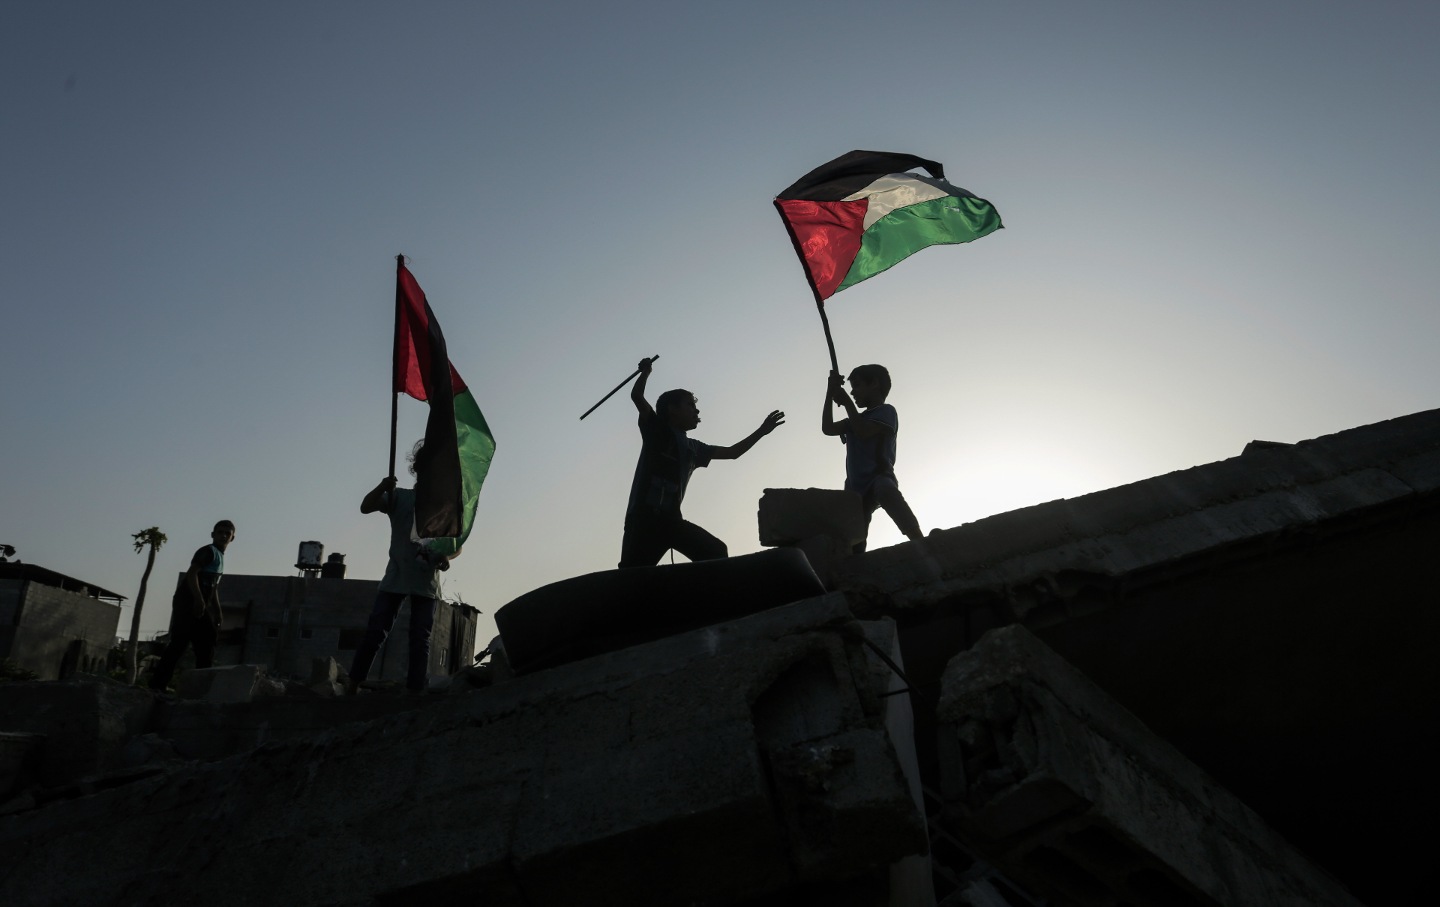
[207,574,477,683]
[0,578,121,680]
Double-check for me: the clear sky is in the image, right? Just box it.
[4,1,1438,652]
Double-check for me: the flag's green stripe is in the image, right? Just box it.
[454,389,494,545]
[837,196,1002,293]
[428,389,494,557]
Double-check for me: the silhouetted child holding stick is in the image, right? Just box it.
[823,365,923,553]
[621,356,785,567]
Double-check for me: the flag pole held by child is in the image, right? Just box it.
[580,355,660,420]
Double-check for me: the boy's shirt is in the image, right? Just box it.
[627,411,713,523]
[174,544,224,619]
[377,487,442,599]
[842,404,899,494]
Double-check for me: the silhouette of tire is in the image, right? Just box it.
[495,548,825,673]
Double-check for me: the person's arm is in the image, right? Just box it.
[710,410,786,460]
[822,372,849,437]
[361,476,397,514]
[828,375,886,442]
[631,356,657,422]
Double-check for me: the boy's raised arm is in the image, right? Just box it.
[361,476,397,514]
[631,356,657,421]
[822,371,849,437]
[711,410,786,460]
[822,371,885,440]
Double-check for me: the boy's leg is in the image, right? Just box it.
[671,520,728,562]
[192,618,218,669]
[619,520,671,568]
[852,491,879,555]
[872,476,923,541]
[406,596,438,692]
[349,590,406,685]
[148,613,193,691]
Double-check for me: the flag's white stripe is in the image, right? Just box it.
[844,173,958,231]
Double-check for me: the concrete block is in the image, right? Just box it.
[936,626,1364,907]
[307,655,340,685]
[759,487,867,546]
[176,664,264,702]
[0,732,44,801]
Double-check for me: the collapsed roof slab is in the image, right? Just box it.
[837,407,1440,905]
[938,624,1363,907]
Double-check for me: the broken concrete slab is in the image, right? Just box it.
[495,547,825,673]
[936,625,1362,907]
[0,593,928,907]
[842,408,1440,618]
[0,679,154,789]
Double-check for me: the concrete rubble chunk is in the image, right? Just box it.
[936,625,1363,907]
[759,487,867,547]
[175,663,266,702]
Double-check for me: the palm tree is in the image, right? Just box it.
[128,527,168,685]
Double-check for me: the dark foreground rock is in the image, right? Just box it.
[1,593,926,907]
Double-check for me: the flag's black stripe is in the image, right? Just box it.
[413,300,464,539]
[775,150,946,201]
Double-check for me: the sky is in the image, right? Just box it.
[4,1,1438,654]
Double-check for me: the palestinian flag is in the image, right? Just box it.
[774,150,1002,300]
[394,260,495,553]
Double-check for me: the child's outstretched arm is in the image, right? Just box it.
[710,410,786,460]
[631,356,658,421]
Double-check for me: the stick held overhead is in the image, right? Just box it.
[581,355,660,421]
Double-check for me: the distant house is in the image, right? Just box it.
[186,564,479,684]
[0,563,124,680]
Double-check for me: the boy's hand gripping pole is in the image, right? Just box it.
[580,355,660,420]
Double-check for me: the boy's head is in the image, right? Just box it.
[847,364,891,408]
[655,389,701,430]
[212,520,236,549]
[406,439,425,478]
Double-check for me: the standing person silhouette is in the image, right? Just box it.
[149,520,235,691]
[823,365,923,553]
[348,441,451,694]
[620,356,784,567]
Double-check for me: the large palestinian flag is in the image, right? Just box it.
[394,260,495,553]
[774,150,1002,301]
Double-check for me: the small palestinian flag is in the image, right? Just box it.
[394,260,495,552]
[774,150,1002,301]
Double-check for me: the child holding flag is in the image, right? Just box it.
[822,365,924,553]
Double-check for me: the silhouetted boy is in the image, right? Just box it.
[348,441,451,694]
[150,520,235,691]
[621,356,784,567]
[823,365,923,552]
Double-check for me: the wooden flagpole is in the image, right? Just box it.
[815,292,840,375]
[580,355,660,420]
[389,253,404,480]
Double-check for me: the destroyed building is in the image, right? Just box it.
[2,407,1437,905]
[0,563,123,680]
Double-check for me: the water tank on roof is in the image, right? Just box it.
[321,552,347,580]
[297,541,324,575]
